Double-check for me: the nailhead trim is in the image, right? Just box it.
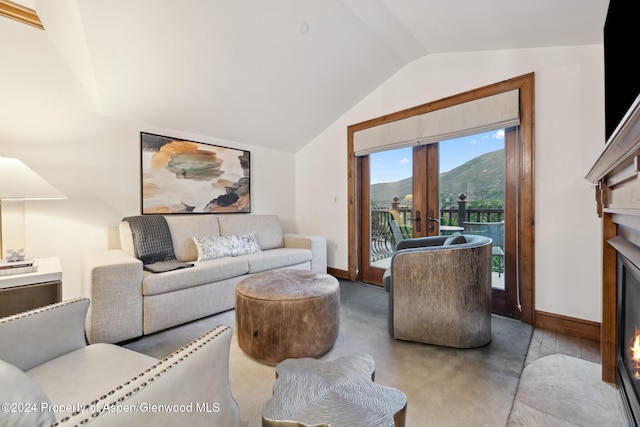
[0,297,88,325]
[52,325,230,426]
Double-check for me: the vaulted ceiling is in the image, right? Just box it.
[10,0,610,152]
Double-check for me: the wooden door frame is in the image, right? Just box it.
[347,73,535,325]
[493,126,520,317]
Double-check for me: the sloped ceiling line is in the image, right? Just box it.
[13,0,610,154]
[0,0,42,29]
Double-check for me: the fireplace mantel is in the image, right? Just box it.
[587,94,640,384]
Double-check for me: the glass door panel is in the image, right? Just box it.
[437,128,519,318]
[438,130,505,289]
[361,147,413,283]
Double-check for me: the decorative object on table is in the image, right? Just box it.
[140,132,251,214]
[0,258,37,276]
[263,353,407,427]
[0,156,66,257]
[5,248,25,262]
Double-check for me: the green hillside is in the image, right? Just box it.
[370,149,504,205]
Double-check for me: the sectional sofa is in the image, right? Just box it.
[82,214,327,344]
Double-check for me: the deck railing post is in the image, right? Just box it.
[457,193,468,226]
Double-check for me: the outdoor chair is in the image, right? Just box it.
[463,221,505,277]
[388,219,407,251]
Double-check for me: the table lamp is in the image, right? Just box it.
[0,156,66,261]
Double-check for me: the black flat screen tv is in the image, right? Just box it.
[604,0,640,141]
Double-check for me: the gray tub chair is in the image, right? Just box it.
[383,234,492,348]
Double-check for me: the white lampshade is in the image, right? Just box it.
[0,157,66,200]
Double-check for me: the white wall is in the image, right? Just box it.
[1,16,608,323]
[296,45,606,322]
[0,20,296,299]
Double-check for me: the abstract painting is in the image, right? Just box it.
[140,132,250,214]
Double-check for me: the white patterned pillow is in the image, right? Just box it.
[232,232,261,256]
[192,232,261,262]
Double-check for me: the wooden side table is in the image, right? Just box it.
[0,257,62,318]
[235,270,340,365]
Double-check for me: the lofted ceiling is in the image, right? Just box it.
[14,0,611,152]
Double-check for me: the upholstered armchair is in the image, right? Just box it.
[383,234,492,348]
[0,298,239,426]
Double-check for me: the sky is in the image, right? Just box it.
[369,129,505,184]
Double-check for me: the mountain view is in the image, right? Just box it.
[370,148,505,206]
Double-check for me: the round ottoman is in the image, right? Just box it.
[235,270,340,365]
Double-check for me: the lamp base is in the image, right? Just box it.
[0,200,26,260]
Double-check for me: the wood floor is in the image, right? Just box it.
[525,328,601,366]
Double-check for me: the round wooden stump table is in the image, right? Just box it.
[235,269,340,365]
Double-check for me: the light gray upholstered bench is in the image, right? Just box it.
[235,269,339,365]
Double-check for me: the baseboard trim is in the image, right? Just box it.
[328,272,602,342]
[327,267,349,280]
[534,310,601,342]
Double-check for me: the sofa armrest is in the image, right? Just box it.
[0,298,89,371]
[284,234,327,273]
[82,249,144,344]
[57,326,240,427]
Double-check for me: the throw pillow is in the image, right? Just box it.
[232,232,261,256]
[0,359,56,427]
[443,233,467,246]
[192,232,261,262]
[193,235,233,261]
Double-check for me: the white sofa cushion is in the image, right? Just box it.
[217,214,284,250]
[142,256,249,296]
[165,215,221,262]
[245,248,312,273]
[0,359,56,427]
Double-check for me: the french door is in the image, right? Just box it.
[348,74,535,324]
[358,128,520,318]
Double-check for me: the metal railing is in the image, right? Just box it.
[370,193,504,262]
[370,209,395,261]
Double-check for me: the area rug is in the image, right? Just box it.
[124,280,533,427]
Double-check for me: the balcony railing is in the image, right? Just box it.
[371,194,504,262]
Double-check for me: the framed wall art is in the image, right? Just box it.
[140,132,250,214]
